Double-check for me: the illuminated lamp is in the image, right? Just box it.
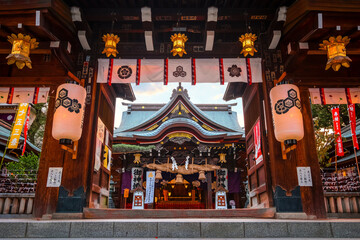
[6,33,38,69]
[270,84,304,145]
[52,83,86,144]
[133,153,141,164]
[319,35,352,71]
[239,33,257,57]
[175,174,184,184]
[170,33,188,57]
[102,33,120,57]
[155,170,162,182]
[198,170,206,182]
[188,192,192,197]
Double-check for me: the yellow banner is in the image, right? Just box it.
[8,103,29,149]
[103,145,109,168]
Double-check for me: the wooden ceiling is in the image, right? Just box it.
[61,0,297,58]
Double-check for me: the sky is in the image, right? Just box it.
[114,82,244,129]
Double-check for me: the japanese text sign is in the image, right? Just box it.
[8,103,29,149]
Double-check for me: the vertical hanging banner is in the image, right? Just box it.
[254,119,263,164]
[21,106,31,155]
[131,167,143,190]
[332,107,344,157]
[8,103,29,149]
[145,171,155,204]
[216,168,228,190]
[348,104,359,150]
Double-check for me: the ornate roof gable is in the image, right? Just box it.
[125,84,236,133]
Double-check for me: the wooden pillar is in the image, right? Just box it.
[262,80,302,212]
[296,87,326,218]
[34,74,100,217]
[33,86,63,217]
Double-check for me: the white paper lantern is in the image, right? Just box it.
[52,83,86,143]
[270,84,304,144]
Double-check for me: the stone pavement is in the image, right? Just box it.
[0,218,360,238]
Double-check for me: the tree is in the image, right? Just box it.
[6,152,39,181]
[311,104,360,168]
[28,103,48,148]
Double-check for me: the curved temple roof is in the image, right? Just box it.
[114,85,243,144]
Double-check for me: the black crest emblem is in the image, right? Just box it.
[274,89,301,115]
[55,88,82,114]
[227,64,242,77]
[173,66,187,77]
[117,66,132,79]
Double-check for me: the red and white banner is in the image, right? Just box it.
[97,58,262,85]
[348,104,359,150]
[332,107,344,157]
[254,119,263,164]
[0,87,49,104]
[309,88,360,105]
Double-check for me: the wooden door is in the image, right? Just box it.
[242,83,273,208]
[88,84,115,208]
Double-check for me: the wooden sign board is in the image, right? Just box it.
[297,167,313,187]
[215,191,227,209]
[132,191,144,209]
[46,167,63,187]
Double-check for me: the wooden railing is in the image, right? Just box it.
[0,193,35,214]
[324,192,360,214]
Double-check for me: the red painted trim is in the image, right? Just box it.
[219,58,224,85]
[346,88,352,104]
[33,87,39,104]
[192,58,196,85]
[108,58,114,86]
[7,87,14,104]
[136,59,141,85]
[320,88,326,105]
[246,58,252,85]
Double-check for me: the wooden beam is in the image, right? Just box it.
[0,77,66,87]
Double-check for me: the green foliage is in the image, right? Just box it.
[311,104,360,168]
[313,119,333,168]
[113,144,155,153]
[28,103,47,148]
[6,152,39,181]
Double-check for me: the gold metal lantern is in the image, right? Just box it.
[319,35,352,71]
[102,33,120,57]
[134,153,141,164]
[6,33,38,69]
[239,33,257,57]
[170,33,188,57]
[219,153,227,163]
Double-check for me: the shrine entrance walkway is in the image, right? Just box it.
[0,218,360,238]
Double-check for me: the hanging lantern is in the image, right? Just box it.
[170,33,188,57]
[239,33,257,57]
[198,170,206,182]
[52,83,86,144]
[270,84,304,145]
[133,153,141,164]
[6,33,38,69]
[155,170,162,182]
[219,153,226,163]
[319,35,352,71]
[102,33,120,57]
[175,174,184,184]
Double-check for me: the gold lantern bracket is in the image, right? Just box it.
[281,142,297,160]
[61,141,78,160]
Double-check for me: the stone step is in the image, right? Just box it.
[0,219,360,238]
